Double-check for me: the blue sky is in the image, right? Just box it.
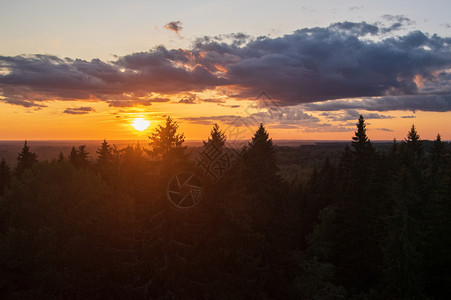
[1,0,450,60]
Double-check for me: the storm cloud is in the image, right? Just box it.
[304,95,451,112]
[1,19,451,112]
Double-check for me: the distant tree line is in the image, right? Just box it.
[0,116,450,299]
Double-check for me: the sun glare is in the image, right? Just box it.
[131,118,150,131]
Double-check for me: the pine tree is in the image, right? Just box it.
[57,151,65,162]
[77,145,90,169]
[204,123,226,149]
[0,159,11,196]
[68,145,90,169]
[148,116,186,163]
[351,115,374,154]
[15,141,38,178]
[69,146,78,166]
[430,133,446,174]
[405,124,423,160]
[242,123,278,190]
[96,139,114,167]
[328,117,384,294]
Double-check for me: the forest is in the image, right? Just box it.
[0,115,450,299]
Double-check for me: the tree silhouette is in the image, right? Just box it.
[148,116,187,173]
[430,133,446,173]
[68,145,90,169]
[351,115,374,154]
[148,116,186,163]
[0,159,11,196]
[15,141,38,178]
[96,139,114,167]
[405,124,424,160]
[242,123,278,190]
[204,123,226,149]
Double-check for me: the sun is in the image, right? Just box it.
[131,118,150,131]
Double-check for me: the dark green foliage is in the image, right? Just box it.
[242,123,279,192]
[96,139,114,166]
[148,116,187,162]
[68,145,90,169]
[352,114,374,154]
[15,141,38,178]
[1,116,450,299]
[0,159,10,196]
[204,123,226,148]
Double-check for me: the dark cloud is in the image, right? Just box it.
[379,15,415,33]
[164,21,183,36]
[1,18,451,112]
[401,115,416,118]
[63,106,95,115]
[329,21,379,36]
[178,94,199,104]
[107,97,169,107]
[375,128,394,132]
[304,95,451,112]
[320,109,394,121]
[218,103,240,108]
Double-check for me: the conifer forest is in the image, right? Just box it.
[0,116,450,299]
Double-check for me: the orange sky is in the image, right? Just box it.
[1,10,451,142]
[1,98,449,142]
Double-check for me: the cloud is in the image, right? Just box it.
[304,95,451,112]
[1,18,451,113]
[349,6,364,11]
[178,94,199,104]
[63,106,95,115]
[164,21,183,37]
[320,109,394,121]
[375,128,394,132]
[107,96,169,107]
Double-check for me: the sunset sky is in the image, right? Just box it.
[1,0,450,141]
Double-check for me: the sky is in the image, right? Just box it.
[1,0,450,141]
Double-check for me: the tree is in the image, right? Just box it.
[405,124,423,160]
[430,133,447,173]
[57,151,65,162]
[68,145,90,169]
[15,141,38,178]
[204,123,226,149]
[0,159,11,196]
[351,115,374,154]
[148,116,187,163]
[96,139,114,167]
[242,123,278,190]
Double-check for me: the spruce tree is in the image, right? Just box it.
[204,123,226,149]
[351,115,374,154]
[69,146,78,166]
[96,139,113,167]
[0,159,11,196]
[57,151,65,162]
[430,133,446,173]
[242,123,278,190]
[68,145,90,169]
[15,141,38,178]
[405,124,424,160]
[148,116,186,163]
[77,145,90,169]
